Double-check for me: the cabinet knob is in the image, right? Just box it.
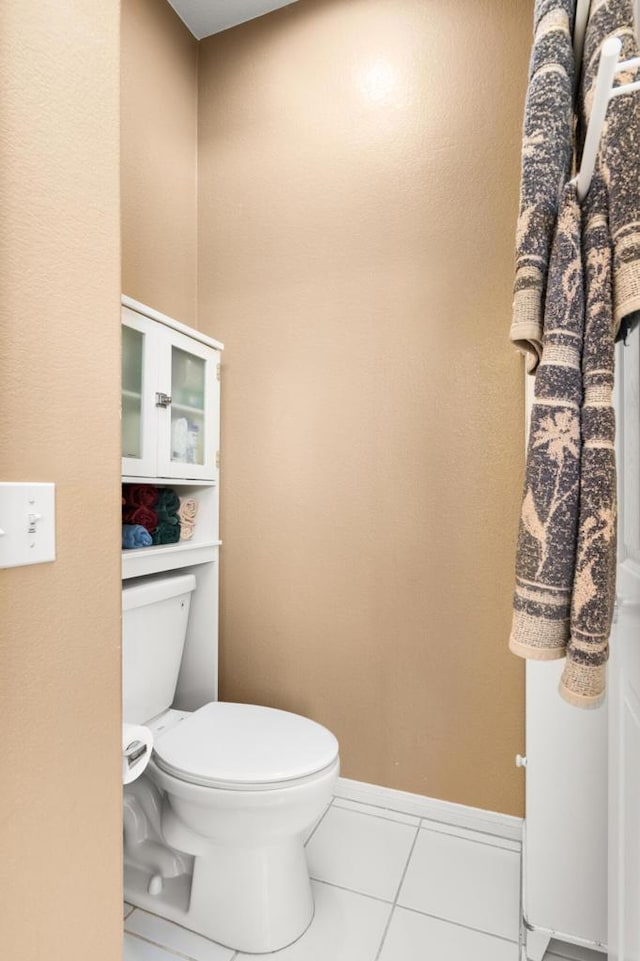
[155,392,172,408]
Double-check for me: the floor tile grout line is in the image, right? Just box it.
[311,873,523,946]
[333,794,520,848]
[125,908,237,959]
[332,794,435,821]
[331,799,419,827]
[392,820,423,905]
[373,819,423,961]
[333,794,521,843]
[418,820,521,854]
[125,929,197,961]
[310,876,394,906]
[373,904,397,961]
[331,806,419,828]
[332,795,439,829]
[303,798,334,848]
[393,902,520,946]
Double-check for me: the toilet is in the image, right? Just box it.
[122,573,339,953]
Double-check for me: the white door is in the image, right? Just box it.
[121,307,158,478]
[155,326,220,482]
[609,335,640,961]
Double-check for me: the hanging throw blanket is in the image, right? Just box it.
[510,186,584,665]
[510,0,640,706]
[560,180,617,706]
[510,184,617,708]
[510,0,576,372]
[555,0,640,703]
[580,0,640,340]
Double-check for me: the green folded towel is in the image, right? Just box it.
[152,519,181,545]
[150,487,180,544]
[156,508,179,526]
[157,488,180,513]
[151,487,180,544]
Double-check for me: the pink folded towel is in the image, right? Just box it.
[178,497,198,542]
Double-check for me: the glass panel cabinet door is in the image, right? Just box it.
[155,328,219,481]
[170,347,206,467]
[122,325,143,458]
[121,308,158,478]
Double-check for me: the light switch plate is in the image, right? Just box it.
[0,482,56,568]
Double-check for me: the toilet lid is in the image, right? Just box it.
[153,702,339,788]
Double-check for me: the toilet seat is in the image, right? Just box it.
[153,701,339,790]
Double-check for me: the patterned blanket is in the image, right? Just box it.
[560,181,617,706]
[510,0,576,372]
[580,0,640,339]
[510,187,584,668]
[510,0,640,706]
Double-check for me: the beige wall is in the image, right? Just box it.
[121,0,199,326]
[0,2,122,959]
[198,0,531,815]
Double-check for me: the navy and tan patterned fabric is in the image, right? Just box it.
[580,0,640,340]
[510,183,617,708]
[560,180,617,706]
[510,0,576,372]
[510,187,584,666]
[510,0,640,707]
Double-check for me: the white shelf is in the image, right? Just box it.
[122,539,221,579]
[122,476,216,488]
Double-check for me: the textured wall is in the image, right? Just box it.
[0,2,122,958]
[121,0,199,326]
[198,0,531,815]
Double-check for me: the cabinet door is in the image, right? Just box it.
[155,327,220,481]
[122,308,158,478]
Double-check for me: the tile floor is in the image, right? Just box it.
[123,794,604,961]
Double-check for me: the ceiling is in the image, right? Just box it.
[167,0,301,39]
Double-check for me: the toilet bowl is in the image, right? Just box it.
[122,574,340,953]
[147,702,339,953]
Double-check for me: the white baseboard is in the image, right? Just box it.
[335,776,523,845]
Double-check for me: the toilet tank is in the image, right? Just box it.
[122,573,196,724]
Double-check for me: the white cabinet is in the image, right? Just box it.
[122,304,221,482]
[121,296,224,581]
[121,296,224,706]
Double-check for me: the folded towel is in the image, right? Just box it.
[179,523,194,542]
[123,484,159,509]
[151,519,181,546]
[178,497,198,525]
[157,488,180,514]
[156,507,179,526]
[122,524,153,550]
[123,505,158,533]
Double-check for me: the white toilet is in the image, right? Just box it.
[122,573,339,953]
